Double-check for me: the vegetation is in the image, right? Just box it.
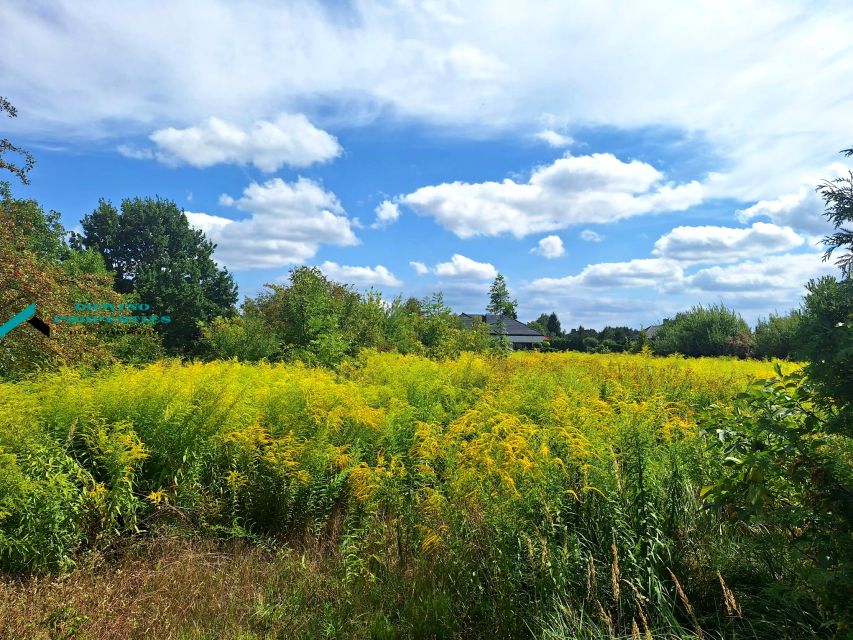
[0,96,35,185]
[1,114,850,638]
[2,351,828,639]
[73,196,238,354]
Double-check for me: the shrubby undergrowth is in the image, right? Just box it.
[3,351,837,638]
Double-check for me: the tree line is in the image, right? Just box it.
[527,303,806,360]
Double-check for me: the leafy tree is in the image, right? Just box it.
[546,312,562,337]
[0,97,35,185]
[529,313,550,336]
[487,274,517,320]
[75,197,237,354]
[793,276,853,435]
[581,336,599,352]
[816,147,853,278]
[246,266,357,366]
[753,311,801,360]
[0,189,138,378]
[653,304,752,357]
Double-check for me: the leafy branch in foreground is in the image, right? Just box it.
[0,97,35,185]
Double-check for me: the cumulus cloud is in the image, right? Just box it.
[736,186,834,235]
[535,130,573,147]
[653,222,804,264]
[399,153,703,238]
[684,252,835,294]
[185,177,358,269]
[529,258,683,291]
[434,254,497,280]
[319,261,402,287]
[409,261,429,275]
[372,200,400,228]
[5,2,853,199]
[148,114,340,171]
[531,235,565,258]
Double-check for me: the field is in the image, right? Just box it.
[0,352,812,639]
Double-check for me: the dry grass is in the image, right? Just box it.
[0,536,351,640]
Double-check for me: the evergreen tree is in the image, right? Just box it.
[487,274,517,319]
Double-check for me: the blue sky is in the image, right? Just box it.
[3,0,852,328]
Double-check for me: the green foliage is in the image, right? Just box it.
[653,304,752,357]
[200,313,281,362]
[0,181,68,262]
[1,353,811,637]
[816,147,853,278]
[0,97,35,185]
[75,196,238,354]
[794,276,853,436]
[753,311,801,360]
[701,367,852,631]
[487,274,517,320]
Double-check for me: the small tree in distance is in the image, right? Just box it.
[487,274,517,319]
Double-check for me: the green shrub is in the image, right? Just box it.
[653,304,752,357]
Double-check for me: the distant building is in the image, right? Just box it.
[458,313,546,350]
[643,324,663,339]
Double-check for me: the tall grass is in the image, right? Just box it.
[0,351,808,638]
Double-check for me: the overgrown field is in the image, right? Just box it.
[0,352,818,638]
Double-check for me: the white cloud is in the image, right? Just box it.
[531,234,565,258]
[535,130,573,147]
[372,200,400,228]
[409,261,429,275]
[684,252,835,294]
[319,261,402,287]
[434,253,497,280]
[737,185,834,235]
[148,114,340,171]
[116,144,154,160]
[653,222,804,264]
[5,2,853,199]
[400,152,703,238]
[529,258,683,291]
[184,211,234,236]
[185,177,358,269]
[580,229,604,242]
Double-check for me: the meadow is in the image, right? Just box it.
[0,352,820,639]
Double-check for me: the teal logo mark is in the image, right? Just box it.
[0,303,49,339]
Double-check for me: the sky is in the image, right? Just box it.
[2,0,852,329]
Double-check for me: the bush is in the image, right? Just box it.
[200,314,280,362]
[653,304,752,357]
[794,276,853,436]
[753,311,801,360]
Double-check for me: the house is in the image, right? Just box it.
[643,324,663,339]
[458,313,546,350]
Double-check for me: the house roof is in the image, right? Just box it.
[643,324,663,339]
[458,313,545,337]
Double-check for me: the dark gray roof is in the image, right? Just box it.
[459,313,545,337]
[644,324,663,339]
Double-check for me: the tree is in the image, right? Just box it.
[546,312,562,337]
[487,274,517,319]
[0,97,35,185]
[753,311,801,360]
[816,147,853,278]
[75,197,237,354]
[652,304,752,357]
[0,189,136,378]
[793,276,853,435]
